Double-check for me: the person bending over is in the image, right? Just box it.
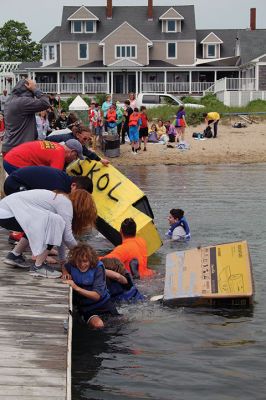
[62,243,119,329]
[166,209,191,241]
[102,218,154,279]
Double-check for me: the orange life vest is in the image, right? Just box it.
[129,112,140,127]
[106,109,117,123]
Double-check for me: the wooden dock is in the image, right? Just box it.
[0,231,72,399]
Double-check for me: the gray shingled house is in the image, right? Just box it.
[6,1,266,105]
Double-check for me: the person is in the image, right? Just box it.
[62,243,119,329]
[0,112,5,141]
[106,104,117,135]
[102,218,154,279]
[116,102,124,138]
[3,139,84,174]
[47,106,56,130]
[66,112,78,127]
[166,209,191,241]
[129,107,141,154]
[102,94,112,131]
[2,79,50,154]
[88,101,96,130]
[0,89,8,112]
[0,189,97,278]
[121,100,133,144]
[102,257,144,303]
[148,123,159,143]
[156,119,167,140]
[36,110,51,140]
[48,93,59,109]
[167,124,177,143]
[129,92,136,109]
[138,106,148,151]
[4,166,93,196]
[203,112,220,138]
[175,106,187,143]
[47,125,109,166]
[55,109,68,130]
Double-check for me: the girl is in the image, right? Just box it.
[1,189,97,278]
[175,106,187,143]
[62,244,119,329]
[166,208,191,241]
[148,123,159,143]
[128,107,141,154]
[129,92,137,109]
[156,119,167,140]
[36,110,51,140]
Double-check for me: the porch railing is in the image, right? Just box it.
[142,81,214,93]
[38,82,108,94]
[205,78,256,94]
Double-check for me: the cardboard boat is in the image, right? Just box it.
[164,240,254,307]
[66,159,162,256]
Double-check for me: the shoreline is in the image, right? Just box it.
[104,120,266,167]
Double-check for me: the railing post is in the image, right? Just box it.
[189,71,192,94]
[82,71,85,95]
[224,77,227,91]
[139,70,142,94]
[164,71,167,93]
[57,71,60,95]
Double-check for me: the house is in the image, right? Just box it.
[5,2,266,105]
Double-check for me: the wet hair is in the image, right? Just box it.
[101,257,126,275]
[71,176,93,193]
[124,100,130,106]
[134,107,139,112]
[68,243,98,269]
[140,106,146,111]
[120,218,136,238]
[170,209,184,220]
[68,189,97,235]
[72,125,91,135]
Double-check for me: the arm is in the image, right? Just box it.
[56,196,77,261]
[64,280,100,301]
[105,269,128,285]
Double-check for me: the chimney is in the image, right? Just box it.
[107,0,112,19]
[250,8,256,30]
[148,0,153,21]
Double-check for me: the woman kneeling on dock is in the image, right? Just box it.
[0,189,97,278]
[62,243,119,329]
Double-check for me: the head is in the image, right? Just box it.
[106,94,111,102]
[151,123,157,131]
[101,257,126,275]
[68,243,98,272]
[157,119,163,127]
[129,92,135,100]
[72,125,92,145]
[68,189,97,235]
[70,176,93,194]
[39,110,47,118]
[178,106,185,112]
[90,102,96,109]
[120,218,137,239]
[168,209,184,225]
[202,113,208,118]
[60,110,67,119]
[110,103,116,110]
[64,139,84,164]
[133,107,139,113]
[164,120,171,127]
[3,90,7,96]
[67,112,78,125]
[124,99,130,107]
[140,106,147,113]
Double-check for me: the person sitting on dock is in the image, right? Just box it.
[62,243,119,329]
[166,209,191,241]
[102,257,144,303]
[102,218,154,279]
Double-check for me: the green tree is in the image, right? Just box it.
[0,20,41,61]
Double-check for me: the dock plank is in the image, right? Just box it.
[0,232,71,400]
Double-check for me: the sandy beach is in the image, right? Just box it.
[107,119,266,167]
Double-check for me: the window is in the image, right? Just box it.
[79,43,88,59]
[142,95,159,104]
[85,21,94,32]
[116,45,136,59]
[73,21,82,33]
[207,44,216,58]
[43,46,47,61]
[49,46,55,60]
[167,20,176,32]
[167,43,176,58]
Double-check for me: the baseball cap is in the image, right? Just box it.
[65,139,84,160]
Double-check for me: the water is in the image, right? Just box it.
[72,164,266,400]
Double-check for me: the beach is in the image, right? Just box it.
[108,119,266,166]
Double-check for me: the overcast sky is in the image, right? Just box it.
[0,0,265,41]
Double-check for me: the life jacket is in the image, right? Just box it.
[107,272,144,302]
[129,112,140,127]
[106,109,117,123]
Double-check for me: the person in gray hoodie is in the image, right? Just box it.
[2,79,50,154]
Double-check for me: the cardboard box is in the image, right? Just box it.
[164,241,254,307]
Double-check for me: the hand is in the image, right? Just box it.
[63,279,76,289]
[101,158,110,166]
[62,272,72,280]
[24,79,37,92]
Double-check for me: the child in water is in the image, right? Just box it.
[166,209,191,240]
[62,243,118,329]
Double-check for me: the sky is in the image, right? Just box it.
[0,0,265,41]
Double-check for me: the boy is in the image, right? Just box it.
[166,209,191,240]
[138,106,148,151]
[129,107,141,154]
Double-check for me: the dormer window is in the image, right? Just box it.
[85,21,94,32]
[71,20,96,33]
[73,21,82,33]
[159,8,184,33]
[207,45,216,58]
[200,32,223,59]
[167,20,176,32]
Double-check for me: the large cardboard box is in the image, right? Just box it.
[164,241,254,307]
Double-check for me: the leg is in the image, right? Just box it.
[213,121,219,138]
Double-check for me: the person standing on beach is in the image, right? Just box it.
[175,106,187,143]
[2,79,50,154]
[203,112,220,138]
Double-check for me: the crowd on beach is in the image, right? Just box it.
[0,79,193,328]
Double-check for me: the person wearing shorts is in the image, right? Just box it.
[175,106,187,143]
[128,108,141,154]
[138,106,148,151]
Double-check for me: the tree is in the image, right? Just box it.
[0,20,41,62]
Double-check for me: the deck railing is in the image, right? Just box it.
[205,78,257,94]
[38,82,108,94]
[142,81,214,93]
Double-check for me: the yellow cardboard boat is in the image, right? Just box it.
[164,241,254,307]
[67,159,162,256]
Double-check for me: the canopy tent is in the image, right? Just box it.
[68,95,89,111]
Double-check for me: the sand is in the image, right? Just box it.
[106,119,266,167]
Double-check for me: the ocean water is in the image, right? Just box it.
[72,164,266,400]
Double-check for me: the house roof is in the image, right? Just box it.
[40,5,196,43]
[16,62,42,72]
[197,56,240,67]
[196,29,238,60]
[237,29,266,65]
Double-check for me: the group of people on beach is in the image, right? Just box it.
[0,79,191,328]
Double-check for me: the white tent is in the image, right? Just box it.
[68,95,89,111]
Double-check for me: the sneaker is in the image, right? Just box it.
[4,252,29,269]
[30,263,62,279]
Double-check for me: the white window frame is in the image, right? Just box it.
[43,45,47,61]
[72,20,82,33]
[115,45,137,59]
[71,20,96,33]
[166,20,177,33]
[85,20,96,33]
[207,44,216,58]
[48,45,55,60]
[167,42,177,59]
[78,43,89,60]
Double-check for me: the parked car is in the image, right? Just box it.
[136,93,205,109]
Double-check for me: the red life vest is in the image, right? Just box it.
[129,112,140,127]
[106,109,117,123]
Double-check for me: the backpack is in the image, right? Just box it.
[204,126,213,138]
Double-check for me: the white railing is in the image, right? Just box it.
[142,81,214,93]
[38,82,108,94]
[84,83,108,93]
[38,83,58,93]
[0,62,21,73]
[205,78,257,95]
